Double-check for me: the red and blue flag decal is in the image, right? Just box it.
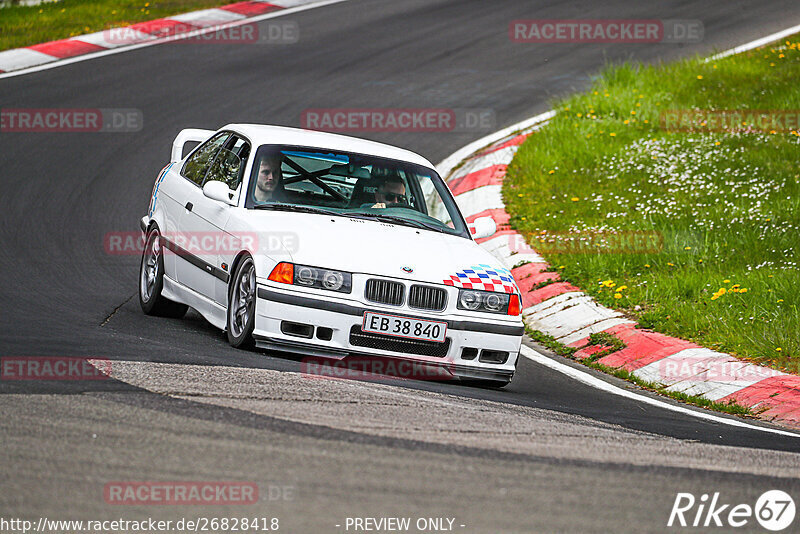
[443,264,519,294]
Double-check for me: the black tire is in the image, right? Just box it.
[139,226,188,318]
[226,255,256,349]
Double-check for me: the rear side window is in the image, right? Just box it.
[182,132,230,185]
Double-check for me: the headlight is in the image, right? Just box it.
[268,262,352,293]
[457,288,520,315]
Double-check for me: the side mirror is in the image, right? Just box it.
[469,216,497,239]
[203,180,237,206]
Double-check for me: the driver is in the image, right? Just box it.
[253,153,285,203]
[372,175,407,209]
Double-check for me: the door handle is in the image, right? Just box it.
[185,202,193,212]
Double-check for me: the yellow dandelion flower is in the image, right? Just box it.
[739,288,748,293]
[548,170,555,175]
[644,264,651,268]
[571,197,580,202]
[609,133,616,137]
[714,141,720,145]
[697,75,703,79]
[614,293,622,299]
[684,246,691,250]
[723,279,730,283]
[630,110,636,115]
[778,299,784,303]
[776,348,782,352]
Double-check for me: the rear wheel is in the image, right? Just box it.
[227,255,256,349]
[139,226,188,318]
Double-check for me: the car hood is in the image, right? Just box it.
[231,211,515,288]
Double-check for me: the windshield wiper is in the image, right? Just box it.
[253,204,342,217]
[352,213,443,233]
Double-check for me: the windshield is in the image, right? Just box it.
[244,144,468,237]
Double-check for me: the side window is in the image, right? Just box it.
[204,148,243,190]
[181,132,230,185]
[203,135,250,190]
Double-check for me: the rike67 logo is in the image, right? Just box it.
[668,490,796,531]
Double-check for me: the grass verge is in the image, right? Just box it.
[506,37,800,373]
[0,0,245,52]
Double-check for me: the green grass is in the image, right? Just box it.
[506,37,800,373]
[0,0,244,51]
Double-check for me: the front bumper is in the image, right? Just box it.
[254,284,522,383]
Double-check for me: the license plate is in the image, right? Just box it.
[362,312,447,343]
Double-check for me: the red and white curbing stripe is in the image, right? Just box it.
[0,0,318,73]
[443,120,800,430]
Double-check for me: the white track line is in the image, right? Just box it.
[0,0,349,80]
[520,345,799,437]
[706,23,800,61]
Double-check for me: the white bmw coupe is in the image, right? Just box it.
[139,125,523,386]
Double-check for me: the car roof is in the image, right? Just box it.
[222,124,437,171]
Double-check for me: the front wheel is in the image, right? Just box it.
[139,226,188,318]
[227,255,256,349]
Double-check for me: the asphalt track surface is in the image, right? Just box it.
[2,1,800,532]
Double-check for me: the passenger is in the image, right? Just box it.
[372,175,407,209]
